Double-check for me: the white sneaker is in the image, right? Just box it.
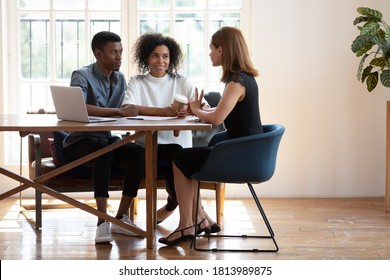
[111,214,142,237]
[95,221,113,243]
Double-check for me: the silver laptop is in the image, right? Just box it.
[50,85,117,123]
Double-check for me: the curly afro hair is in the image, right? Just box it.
[132,32,183,76]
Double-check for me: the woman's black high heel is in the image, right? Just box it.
[158,225,195,246]
[196,218,211,237]
[210,223,221,233]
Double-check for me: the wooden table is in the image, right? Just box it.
[0,114,211,248]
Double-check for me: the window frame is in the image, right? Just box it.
[1,0,254,166]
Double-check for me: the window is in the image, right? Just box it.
[138,0,242,90]
[17,0,121,110]
[3,0,251,164]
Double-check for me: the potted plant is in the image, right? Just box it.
[352,7,390,212]
[351,7,390,92]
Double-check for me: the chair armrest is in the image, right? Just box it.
[28,134,43,178]
[208,131,228,147]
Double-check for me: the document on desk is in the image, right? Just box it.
[127,115,200,121]
[127,115,177,121]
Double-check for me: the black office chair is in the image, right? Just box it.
[192,124,285,252]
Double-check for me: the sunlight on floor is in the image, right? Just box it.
[0,197,260,236]
[0,220,23,232]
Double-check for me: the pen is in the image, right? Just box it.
[127,117,144,120]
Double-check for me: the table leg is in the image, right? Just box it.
[0,167,145,235]
[386,101,390,212]
[0,132,148,235]
[145,130,158,249]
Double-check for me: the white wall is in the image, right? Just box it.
[1,0,390,199]
[248,0,390,198]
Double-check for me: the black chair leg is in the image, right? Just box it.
[193,182,278,252]
[247,183,274,237]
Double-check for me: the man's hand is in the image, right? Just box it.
[120,104,139,117]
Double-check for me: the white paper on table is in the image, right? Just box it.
[127,115,177,121]
[127,115,200,121]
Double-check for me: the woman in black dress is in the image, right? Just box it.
[159,26,264,246]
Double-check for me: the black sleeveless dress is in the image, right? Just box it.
[173,71,263,178]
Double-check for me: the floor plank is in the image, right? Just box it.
[0,197,389,260]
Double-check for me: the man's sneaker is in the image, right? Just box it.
[111,215,142,237]
[95,221,113,243]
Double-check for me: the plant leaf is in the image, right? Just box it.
[366,71,379,92]
[370,57,387,67]
[380,70,390,87]
[353,16,378,25]
[360,21,380,35]
[357,54,369,80]
[357,7,383,21]
[385,27,390,46]
[371,33,390,55]
[361,65,373,82]
[351,34,374,55]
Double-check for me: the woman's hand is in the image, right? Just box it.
[160,106,180,117]
[176,105,189,118]
[189,88,205,116]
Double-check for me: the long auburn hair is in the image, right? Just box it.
[211,26,258,83]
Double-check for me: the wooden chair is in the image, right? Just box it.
[23,131,125,228]
[133,179,225,224]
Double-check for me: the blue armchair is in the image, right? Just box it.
[192,124,285,252]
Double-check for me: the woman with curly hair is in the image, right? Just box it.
[122,33,213,225]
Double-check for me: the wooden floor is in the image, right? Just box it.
[0,197,389,260]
